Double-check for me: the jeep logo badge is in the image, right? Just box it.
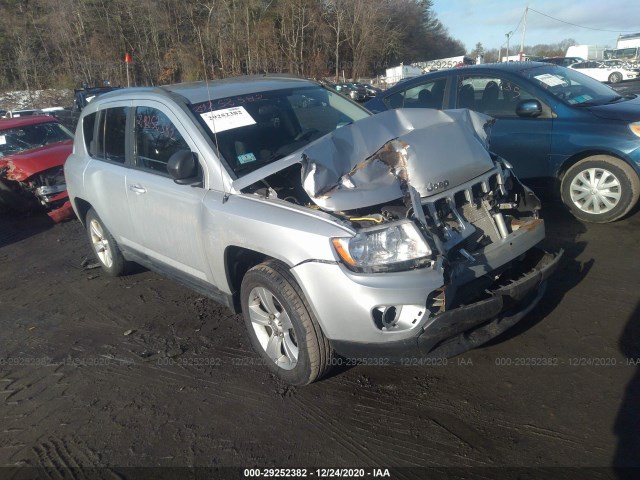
[426,180,450,192]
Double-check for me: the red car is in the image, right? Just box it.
[0,115,74,222]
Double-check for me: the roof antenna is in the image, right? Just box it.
[197,26,229,203]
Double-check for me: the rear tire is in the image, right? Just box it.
[560,156,639,223]
[608,72,622,84]
[85,208,128,276]
[240,260,334,385]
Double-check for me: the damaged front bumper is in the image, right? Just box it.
[46,199,74,222]
[328,246,563,362]
[0,165,74,223]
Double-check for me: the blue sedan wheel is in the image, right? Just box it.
[561,156,640,223]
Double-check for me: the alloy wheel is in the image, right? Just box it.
[247,286,299,370]
[89,219,114,268]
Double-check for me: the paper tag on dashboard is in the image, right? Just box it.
[0,135,6,145]
[200,106,256,133]
[534,74,566,87]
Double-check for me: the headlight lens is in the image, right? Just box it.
[629,122,640,138]
[332,220,432,272]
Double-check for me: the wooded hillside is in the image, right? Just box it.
[0,0,465,90]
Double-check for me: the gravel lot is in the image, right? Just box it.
[1,199,639,477]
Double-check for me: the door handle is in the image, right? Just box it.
[128,184,147,194]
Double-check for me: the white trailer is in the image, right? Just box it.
[617,33,640,49]
[501,54,535,62]
[384,64,423,85]
[423,56,474,72]
[566,45,605,61]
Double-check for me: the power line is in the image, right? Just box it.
[500,10,526,48]
[528,8,638,33]
[510,10,525,38]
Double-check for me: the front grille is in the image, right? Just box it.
[422,169,505,253]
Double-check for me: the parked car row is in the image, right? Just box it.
[1,109,46,118]
[327,81,381,102]
[365,62,640,223]
[568,60,639,84]
[538,57,639,84]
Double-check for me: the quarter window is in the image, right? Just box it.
[383,78,447,110]
[134,107,189,174]
[83,112,96,154]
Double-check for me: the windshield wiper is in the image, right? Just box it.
[574,101,601,107]
[575,96,621,107]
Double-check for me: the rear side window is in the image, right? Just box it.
[95,107,128,163]
[134,107,189,174]
[83,113,96,153]
[384,78,447,110]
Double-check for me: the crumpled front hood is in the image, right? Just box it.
[0,140,72,181]
[233,108,495,211]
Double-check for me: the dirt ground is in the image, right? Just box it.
[0,201,639,479]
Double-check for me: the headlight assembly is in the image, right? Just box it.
[629,121,640,138]
[331,220,432,273]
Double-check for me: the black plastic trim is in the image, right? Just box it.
[331,247,563,362]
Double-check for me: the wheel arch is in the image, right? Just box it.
[556,149,640,185]
[73,197,93,226]
[224,246,276,314]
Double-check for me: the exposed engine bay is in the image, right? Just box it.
[245,156,540,253]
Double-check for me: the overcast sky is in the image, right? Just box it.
[433,0,640,53]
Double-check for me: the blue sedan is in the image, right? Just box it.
[365,62,640,223]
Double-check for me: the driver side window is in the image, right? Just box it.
[134,106,189,175]
[456,76,541,117]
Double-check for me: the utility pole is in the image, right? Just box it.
[505,32,512,62]
[519,6,528,61]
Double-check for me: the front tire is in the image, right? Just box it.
[85,209,128,276]
[560,156,639,223]
[608,72,622,84]
[240,260,334,385]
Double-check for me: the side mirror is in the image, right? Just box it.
[167,150,200,186]
[516,99,542,118]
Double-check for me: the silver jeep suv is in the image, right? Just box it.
[65,76,562,385]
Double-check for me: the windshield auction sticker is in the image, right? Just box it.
[534,74,567,87]
[200,106,256,133]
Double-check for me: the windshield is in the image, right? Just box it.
[190,85,369,176]
[0,121,73,158]
[519,64,622,106]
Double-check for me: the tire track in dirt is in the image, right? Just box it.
[318,379,487,466]
[291,394,478,472]
[321,376,497,465]
[288,395,381,467]
[31,435,117,477]
[332,374,585,458]
[86,360,270,409]
[1,365,84,466]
